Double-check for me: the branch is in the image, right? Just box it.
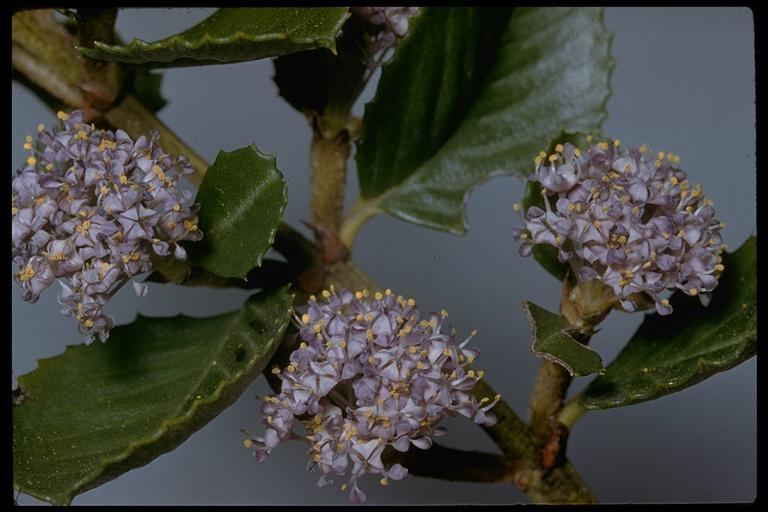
[383,444,523,485]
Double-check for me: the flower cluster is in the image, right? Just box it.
[512,138,726,316]
[245,288,499,503]
[12,110,202,343]
[351,7,420,70]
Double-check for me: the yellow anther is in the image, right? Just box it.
[593,220,602,228]
[598,141,609,150]
[286,363,296,373]
[74,130,88,141]
[548,154,558,162]
[266,415,273,424]
[11,206,19,216]
[37,124,45,132]
[714,264,725,272]
[538,151,547,158]
[477,370,485,379]
[380,478,389,486]
[341,484,348,491]
[374,291,383,300]
[689,288,699,296]
[243,439,253,449]
[57,111,69,120]
[655,160,662,168]
[617,235,627,244]
[409,346,418,354]
[23,142,32,150]
[555,235,563,244]
[313,322,324,333]
[586,134,593,143]
[470,329,478,337]
[26,156,37,166]
[639,143,649,153]
[534,156,543,165]
[44,163,54,172]
[601,175,611,183]
[642,261,652,269]
[685,206,694,213]
[467,370,476,378]
[366,329,374,341]
[555,143,564,153]
[119,175,128,184]
[355,291,364,299]
[385,289,392,296]
[368,356,376,364]
[657,151,666,160]
[574,148,582,157]
[183,219,198,231]
[520,233,528,240]
[567,203,576,211]
[100,186,109,195]
[321,290,331,298]
[512,202,522,212]
[662,232,670,240]
[440,309,449,318]
[301,313,310,324]
[18,264,35,282]
[83,319,94,328]
[614,139,621,147]
[661,299,670,307]
[416,361,426,370]
[407,298,416,307]
[632,206,640,215]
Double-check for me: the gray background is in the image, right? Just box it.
[11,7,756,505]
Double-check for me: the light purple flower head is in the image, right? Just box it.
[245,288,499,503]
[512,139,726,316]
[12,110,203,343]
[351,7,420,70]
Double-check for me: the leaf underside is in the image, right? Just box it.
[582,236,756,409]
[355,6,613,235]
[191,145,289,280]
[524,301,605,377]
[13,287,294,505]
[78,7,350,67]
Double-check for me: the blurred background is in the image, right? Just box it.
[11,7,755,505]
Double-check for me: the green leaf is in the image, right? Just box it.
[12,287,294,505]
[524,301,604,377]
[273,15,367,119]
[581,236,757,410]
[131,69,167,112]
[78,7,350,67]
[355,7,613,234]
[191,145,289,280]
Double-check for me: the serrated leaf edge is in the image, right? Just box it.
[77,11,351,64]
[14,288,294,505]
[357,7,615,236]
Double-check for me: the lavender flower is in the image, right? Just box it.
[244,288,499,503]
[512,138,726,316]
[12,110,202,343]
[351,7,420,70]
